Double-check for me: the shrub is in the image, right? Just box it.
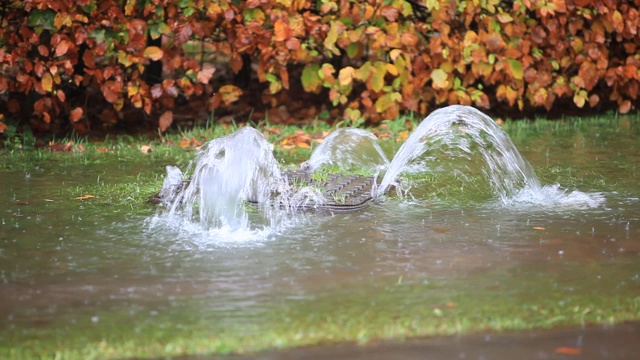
[0,0,638,134]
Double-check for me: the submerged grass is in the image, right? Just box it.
[2,263,639,359]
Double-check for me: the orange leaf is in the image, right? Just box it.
[143,46,164,61]
[296,141,310,149]
[69,107,83,122]
[533,226,545,230]
[619,100,631,114]
[75,195,96,200]
[41,73,53,92]
[0,121,7,134]
[555,347,581,355]
[158,110,173,132]
[57,89,66,102]
[338,66,355,86]
[55,40,71,57]
[273,18,291,42]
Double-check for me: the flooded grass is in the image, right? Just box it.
[1,112,639,359]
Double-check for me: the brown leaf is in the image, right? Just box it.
[69,107,83,122]
[554,347,581,356]
[158,110,173,132]
[0,121,7,134]
[140,145,153,153]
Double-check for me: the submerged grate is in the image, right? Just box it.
[283,170,377,211]
[150,171,381,212]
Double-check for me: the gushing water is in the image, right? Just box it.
[377,105,539,200]
[151,105,604,240]
[377,105,603,208]
[153,127,284,237]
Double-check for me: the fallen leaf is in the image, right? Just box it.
[296,141,310,149]
[140,145,153,153]
[555,347,581,355]
[533,226,546,230]
[96,147,108,153]
[75,195,96,200]
[396,130,409,142]
[0,121,7,133]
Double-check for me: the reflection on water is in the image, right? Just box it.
[0,115,639,356]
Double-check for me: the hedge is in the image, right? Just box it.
[0,0,638,134]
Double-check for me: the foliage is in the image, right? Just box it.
[0,0,639,135]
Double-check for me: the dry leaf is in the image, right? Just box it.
[75,195,96,200]
[533,226,546,230]
[140,145,153,153]
[554,347,581,355]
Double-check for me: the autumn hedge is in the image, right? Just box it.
[0,0,639,134]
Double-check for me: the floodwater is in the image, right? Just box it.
[1,116,639,358]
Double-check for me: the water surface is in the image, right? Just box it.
[1,117,639,358]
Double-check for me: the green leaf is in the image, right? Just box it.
[507,59,523,80]
[28,10,56,33]
[375,92,401,112]
[345,42,360,59]
[301,64,322,93]
[370,62,387,93]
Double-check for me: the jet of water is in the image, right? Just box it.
[377,105,541,202]
[301,128,390,173]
